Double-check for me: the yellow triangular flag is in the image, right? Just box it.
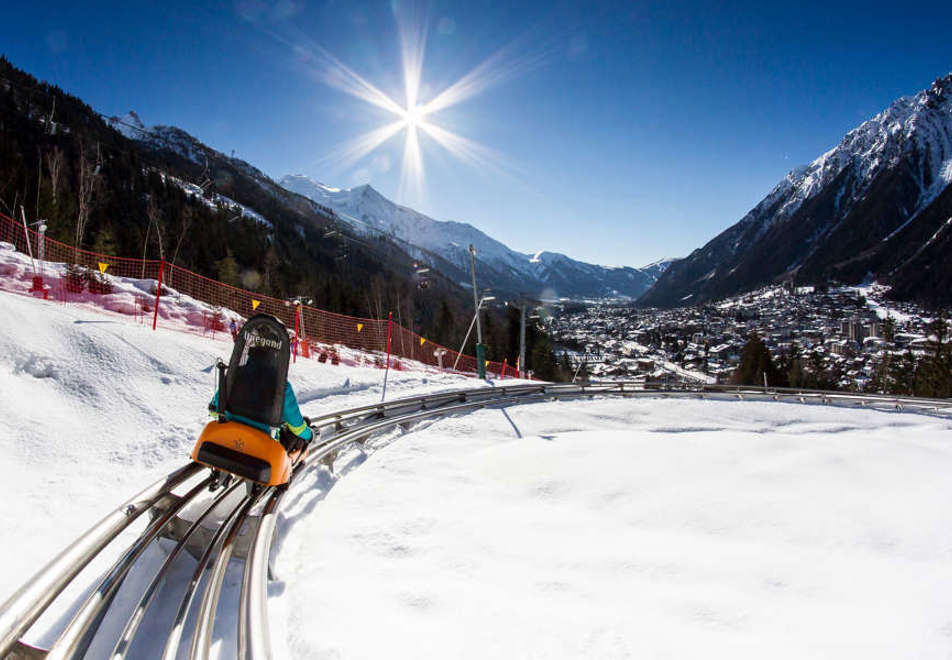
[252,299,260,310]
[419,337,426,346]
[98,262,109,274]
[356,323,363,333]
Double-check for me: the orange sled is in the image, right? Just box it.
[192,421,294,486]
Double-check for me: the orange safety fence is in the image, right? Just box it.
[0,211,522,378]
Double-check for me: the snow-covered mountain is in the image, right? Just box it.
[108,111,275,185]
[108,111,671,300]
[641,73,952,308]
[281,175,674,300]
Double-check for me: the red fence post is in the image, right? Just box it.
[152,260,164,331]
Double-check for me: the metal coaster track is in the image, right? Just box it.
[1,381,949,659]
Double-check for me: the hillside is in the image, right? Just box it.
[640,73,952,308]
[0,56,564,374]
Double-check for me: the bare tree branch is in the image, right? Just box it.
[74,145,100,261]
[45,146,64,206]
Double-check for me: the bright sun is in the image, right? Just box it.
[302,11,511,204]
[404,105,425,129]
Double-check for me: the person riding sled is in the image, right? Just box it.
[207,314,313,455]
[209,376,313,454]
[193,313,313,487]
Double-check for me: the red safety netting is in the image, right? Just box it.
[0,211,522,378]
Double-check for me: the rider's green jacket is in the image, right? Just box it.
[209,382,313,441]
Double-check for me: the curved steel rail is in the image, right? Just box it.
[44,476,215,660]
[0,462,202,656]
[1,382,948,660]
[238,488,286,660]
[110,479,243,659]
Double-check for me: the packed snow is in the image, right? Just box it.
[0,290,484,654]
[274,398,952,659]
[1,289,951,658]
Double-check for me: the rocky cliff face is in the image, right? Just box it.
[640,73,952,308]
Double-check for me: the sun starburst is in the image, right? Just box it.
[241,4,558,204]
[295,8,539,205]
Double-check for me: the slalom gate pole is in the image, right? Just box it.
[152,260,164,331]
[293,304,300,364]
[381,312,393,402]
[501,358,507,380]
[20,207,36,277]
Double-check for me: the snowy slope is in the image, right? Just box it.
[2,288,951,657]
[273,397,952,659]
[108,111,271,184]
[0,289,484,652]
[280,175,674,299]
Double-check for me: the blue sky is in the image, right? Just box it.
[4,0,951,267]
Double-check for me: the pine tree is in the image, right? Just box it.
[433,299,456,348]
[214,250,239,286]
[91,225,117,256]
[730,333,782,387]
[913,316,952,397]
[889,350,916,396]
[558,352,573,381]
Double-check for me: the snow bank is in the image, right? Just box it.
[0,240,247,333]
[273,397,952,659]
[0,289,481,649]
[3,284,952,658]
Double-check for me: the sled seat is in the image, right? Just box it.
[192,421,293,486]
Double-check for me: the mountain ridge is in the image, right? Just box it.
[280,174,675,300]
[639,72,952,308]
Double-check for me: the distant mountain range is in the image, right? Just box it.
[109,69,952,310]
[280,175,675,300]
[641,73,952,308]
[108,110,674,301]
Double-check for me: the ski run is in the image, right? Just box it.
[1,290,951,658]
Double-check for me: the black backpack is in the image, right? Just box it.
[215,314,291,429]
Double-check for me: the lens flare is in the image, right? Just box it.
[258,5,548,205]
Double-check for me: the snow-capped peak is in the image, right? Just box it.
[279,174,665,299]
[765,72,952,228]
[108,110,149,139]
[640,71,952,308]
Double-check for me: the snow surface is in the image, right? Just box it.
[273,398,952,659]
[0,290,484,654]
[1,288,951,658]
